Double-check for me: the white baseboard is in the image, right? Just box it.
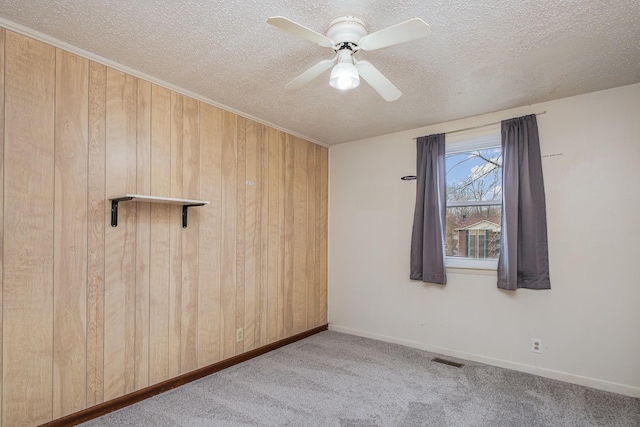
[328,324,640,398]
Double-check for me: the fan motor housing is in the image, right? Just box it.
[326,16,367,45]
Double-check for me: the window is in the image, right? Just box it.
[445,132,502,269]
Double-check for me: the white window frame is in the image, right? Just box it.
[445,127,501,270]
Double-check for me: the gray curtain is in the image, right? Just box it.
[410,134,446,284]
[497,115,550,290]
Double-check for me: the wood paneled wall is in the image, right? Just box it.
[0,29,328,427]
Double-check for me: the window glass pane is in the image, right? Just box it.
[491,232,501,259]
[445,205,501,260]
[468,232,476,258]
[445,144,502,264]
[446,148,503,203]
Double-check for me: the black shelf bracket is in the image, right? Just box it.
[182,204,206,228]
[111,197,134,227]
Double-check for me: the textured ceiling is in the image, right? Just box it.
[0,0,639,145]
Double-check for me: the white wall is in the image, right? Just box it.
[328,83,640,397]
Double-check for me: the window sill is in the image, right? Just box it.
[445,257,497,272]
[446,267,497,277]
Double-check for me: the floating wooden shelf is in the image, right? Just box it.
[109,194,210,228]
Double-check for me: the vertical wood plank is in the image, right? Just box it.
[318,147,329,325]
[244,120,257,351]
[312,145,321,327]
[0,28,5,425]
[104,68,137,401]
[198,103,222,367]
[257,123,269,347]
[235,117,246,354]
[87,61,106,406]
[266,128,282,344]
[305,141,317,329]
[277,132,287,341]
[149,84,171,385]
[282,135,295,337]
[53,48,89,419]
[181,97,199,372]
[220,110,237,359]
[292,137,308,334]
[245,121,267,349]
[169,92,184,376]
[3,31,55,426]
[312,145,320,327]
[135,79,151,390]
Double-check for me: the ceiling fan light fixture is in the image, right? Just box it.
[329,62,360,90]
[268,15,429,100]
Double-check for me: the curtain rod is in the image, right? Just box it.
[411,111,547,140]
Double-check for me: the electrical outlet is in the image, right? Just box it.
[532,338,542,353]
[236,328,244,343]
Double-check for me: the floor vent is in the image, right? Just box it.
[432,357,464,368]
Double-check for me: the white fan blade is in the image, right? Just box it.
[359,18,430,51]
[285,59,336,90]
[267,16,333,48]
[356,60,402,102]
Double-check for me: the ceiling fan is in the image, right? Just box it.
[266,16,430,102]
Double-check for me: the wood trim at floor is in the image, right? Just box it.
[40,324,328,427]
